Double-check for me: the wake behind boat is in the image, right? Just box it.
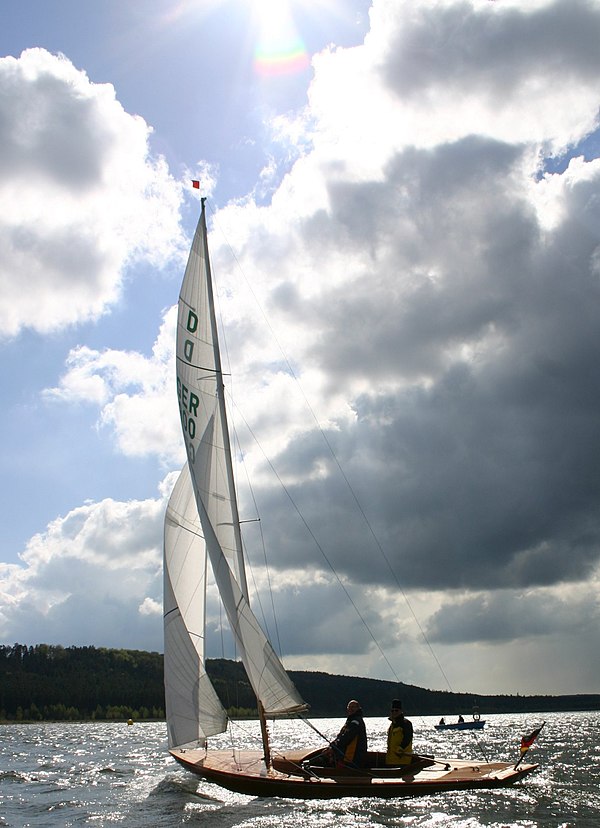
[163,195,540,798]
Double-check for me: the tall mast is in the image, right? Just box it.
[199,198,249,599]
[200,198,271,766]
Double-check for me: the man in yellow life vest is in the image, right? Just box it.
[385,699,413,766]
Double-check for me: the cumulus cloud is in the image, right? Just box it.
[0,48,186,337]
[376,0,600,149]
[0,487,167,651]
[45,305,183,464]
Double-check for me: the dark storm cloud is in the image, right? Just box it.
[303,137,531,383]
[426,587,599,645]
[380,0,600,102]
[244,137,600,596]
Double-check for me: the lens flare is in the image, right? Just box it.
[254,39,310,76]
[252,0,310,76]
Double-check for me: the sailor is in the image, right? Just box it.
[312,699,368,768]
[386,699,413,766]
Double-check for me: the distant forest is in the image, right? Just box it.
[1,643,599,722]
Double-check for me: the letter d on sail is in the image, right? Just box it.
[187,310,198,333]
[184,310,198,361]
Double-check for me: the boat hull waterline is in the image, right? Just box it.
[170,748,537,799]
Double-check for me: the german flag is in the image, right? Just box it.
[520,724,544,754]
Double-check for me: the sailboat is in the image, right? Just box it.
[163,197,540,798]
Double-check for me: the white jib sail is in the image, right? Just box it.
[176,203,306,717]
[164,464,228,749]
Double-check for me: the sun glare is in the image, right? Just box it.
[249,0,310,76]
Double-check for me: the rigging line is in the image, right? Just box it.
[218,602,226,662]
[206,199,451,692]
[228,396,403,686]
[229,413,284,659]
[298,714,332,744]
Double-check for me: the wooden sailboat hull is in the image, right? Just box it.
[169,747,538,799]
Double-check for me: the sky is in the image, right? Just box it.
[1,0,600,699]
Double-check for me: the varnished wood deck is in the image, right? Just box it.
[169,747,538,799]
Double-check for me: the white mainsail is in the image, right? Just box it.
[164,464,228,749]
[172,200,306,720]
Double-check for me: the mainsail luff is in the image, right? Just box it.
[175,200,307,719]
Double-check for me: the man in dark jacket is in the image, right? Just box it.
[311,699,368,768]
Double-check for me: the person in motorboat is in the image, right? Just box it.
[311,699,368,768]
[458,714,464,723]
[386,699,414,766]
[438,717,445,726]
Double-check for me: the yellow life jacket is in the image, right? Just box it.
[386,719,413,765]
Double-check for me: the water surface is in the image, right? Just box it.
[1,711,597,827]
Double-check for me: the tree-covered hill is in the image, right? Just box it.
[0,643,165,721]
[1,643,599,722]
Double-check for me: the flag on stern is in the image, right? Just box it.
[520,723,544,754]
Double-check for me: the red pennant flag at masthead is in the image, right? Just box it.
[192,180,200,189]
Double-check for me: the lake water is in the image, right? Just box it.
[1,711,598,827]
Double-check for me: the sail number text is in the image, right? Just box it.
[179,309,200,460]
[177,376,199,439]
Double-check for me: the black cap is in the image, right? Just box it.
[391,699,402,709]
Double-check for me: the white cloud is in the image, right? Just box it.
[139,597,162,616]
[45,305,183,464]
[0,48,186,337]
[371,0,600,151]
[0,485,168,651]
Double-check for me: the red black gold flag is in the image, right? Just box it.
[520,724,544,754]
